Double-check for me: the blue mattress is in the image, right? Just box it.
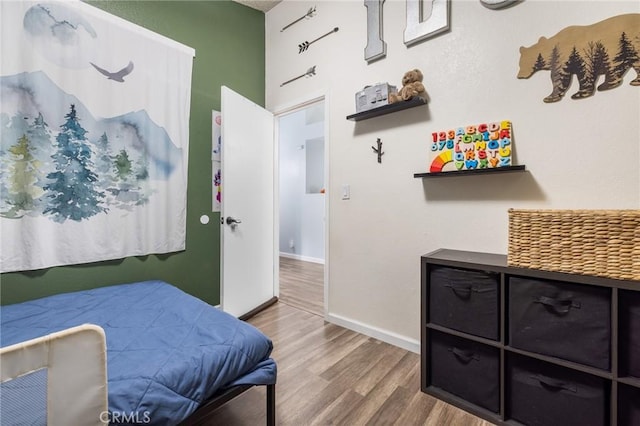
[0,281,277,425]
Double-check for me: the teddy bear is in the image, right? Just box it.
[388,69,427,103]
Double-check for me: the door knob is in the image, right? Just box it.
[226,216,242,225]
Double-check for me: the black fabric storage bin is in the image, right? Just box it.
[620,290,640,378]
[507,354,608,426]
[429,330,499,412]
[619,384,640,426]
[429,266,499,340]
[508,276,610,369]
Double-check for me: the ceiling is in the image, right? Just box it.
[233,0,282,12]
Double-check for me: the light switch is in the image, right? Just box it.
[341,184,350,200]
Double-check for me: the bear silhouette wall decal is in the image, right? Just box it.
[518,14,640,103]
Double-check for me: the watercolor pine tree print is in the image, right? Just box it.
[43,104,106,222]
[114,149,132,180]
[108,148,151,210]
[1,112,53,218]
[1,102,157,222]
[26,113,54,210]
[94,132,116,190]
[135,156,149,181]
[5,134,41,217]
[133,155,151,206]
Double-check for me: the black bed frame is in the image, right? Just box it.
[181,383,276,426]
[181,297,279,426]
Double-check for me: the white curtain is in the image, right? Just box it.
[0,1,195,273]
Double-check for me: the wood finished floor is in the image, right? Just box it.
[198,259,494,425]
[278,256,324,317]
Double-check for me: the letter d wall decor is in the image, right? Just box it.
[404,0,450,47]
[364,0,450,63]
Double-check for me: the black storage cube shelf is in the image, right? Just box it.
[618,384,640,426]
[422,250,640,426]
[508,276,611,370]
[507,354,609,426]
[620,290,640,378]
[429,266,499,340]
[429,330,500,413]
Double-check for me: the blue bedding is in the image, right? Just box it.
[0,281,277,425]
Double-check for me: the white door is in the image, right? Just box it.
[221,86,275,317]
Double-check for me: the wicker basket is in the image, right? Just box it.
[508,209,640,281]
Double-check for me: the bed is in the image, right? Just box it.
[0,280,277,425]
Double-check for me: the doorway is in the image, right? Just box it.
[276,99,326,317]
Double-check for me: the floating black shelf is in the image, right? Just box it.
[414,164,526,178]
[346,97,427,121]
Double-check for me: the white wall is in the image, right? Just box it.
[278,108,325,262]
[266,0,640,352]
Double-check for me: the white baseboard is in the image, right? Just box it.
[325,312,420,354]
[279,252,325,265]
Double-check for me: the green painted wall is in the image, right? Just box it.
[0,1,265,306]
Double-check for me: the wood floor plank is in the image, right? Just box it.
[318,339,385,381]
[275,374,332,425]
[285,382,353,425]
[366,385,414,425]
[332,352,421,426]
[393,390,438,425]
[305,329,369,374]
[279,257,324,316]
[424,400,495,426]
[309,389,364,426]
[286,327,368,375]
[352,343,407,397]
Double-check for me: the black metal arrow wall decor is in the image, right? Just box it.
[298,27,339,53]
[280,66,317,87]
[281,6,316,32]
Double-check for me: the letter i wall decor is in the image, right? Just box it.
[429,121,513,173]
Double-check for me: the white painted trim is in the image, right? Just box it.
[322,93,330,320]
[272,91,326,116]
[273,105,281,300]
[326,312,420,354]
[279,252,325,265]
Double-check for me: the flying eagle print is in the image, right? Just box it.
[90,61,134,82]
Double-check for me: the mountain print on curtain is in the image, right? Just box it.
[0,1,195,273]
[1,72,173,221]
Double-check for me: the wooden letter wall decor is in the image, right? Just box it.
[364,0,386,63]
[518,14,640,103]
[404,0,450,47]
[364,0,450,62]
